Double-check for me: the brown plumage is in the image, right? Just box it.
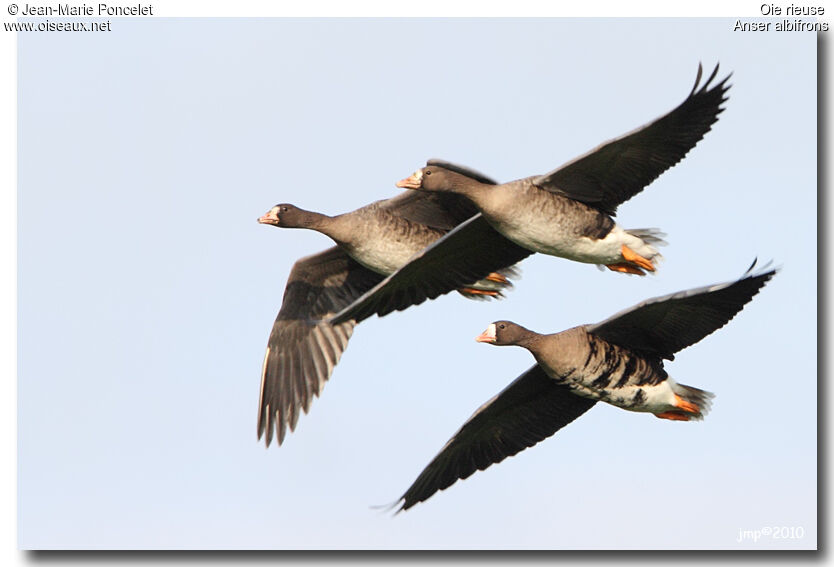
[395,63,731,275]
[396,262,776,511]
[258,167,525,447]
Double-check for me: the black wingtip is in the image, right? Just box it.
[720,259,779,316]
[742,257,780,279]
[703,62,721,92]
[690,62,731,98]
[717,257,777,302]
[370,498,405,516]
[690,62,704,95]
[744,257,760,274]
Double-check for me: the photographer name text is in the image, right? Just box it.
[19,3,152,16]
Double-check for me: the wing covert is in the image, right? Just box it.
[586,261,776,360]
[532,63,732,215]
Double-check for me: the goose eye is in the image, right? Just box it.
[498,323,506,329]
[424,169,431,176]
[281,206,289,212]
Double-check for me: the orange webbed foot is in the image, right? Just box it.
[606,263,646,276]
[484,272,509,284]
[621,244,655,272]
[654,394,702,421]
[459,287,500,297]
[654,411,692,421]
[673,394,701,414]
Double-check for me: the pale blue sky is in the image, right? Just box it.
[17,18,816,549]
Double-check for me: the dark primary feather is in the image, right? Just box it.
[532,63,732,216]
[329,215,532,325]
[258,247,385,446]
[586,262,776,361]
[397,366,596,512]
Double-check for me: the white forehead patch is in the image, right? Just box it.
[484,323,496,339]
[414,169,423,180]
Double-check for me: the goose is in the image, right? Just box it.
[396,63,731,276]
[257,166,523,447]
[326,64,729,325]
[395,262,776,511]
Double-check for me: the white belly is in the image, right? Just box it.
[346,238,426,276]
[571,380,678,413]
[491,214,623,264]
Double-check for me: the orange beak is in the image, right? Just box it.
[258,209,279,226]
[396,171,423,189]
[475,324,497,344]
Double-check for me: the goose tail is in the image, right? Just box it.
[654,382,715,421]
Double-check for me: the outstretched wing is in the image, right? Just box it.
[329,215,532,325]
[397,366,596,512]
[532,63,731,216]
[258,247,385,446]
[586,261,776,360]
[261,162,502,446]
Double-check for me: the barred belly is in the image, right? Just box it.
[537,333,672,412]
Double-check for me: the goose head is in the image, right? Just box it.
[475,320,534,346]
